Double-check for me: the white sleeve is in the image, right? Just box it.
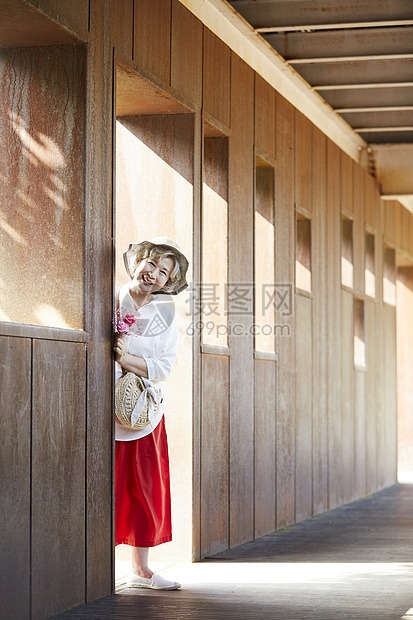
[143,317,179,382]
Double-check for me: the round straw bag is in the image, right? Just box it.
[115,372,160,430]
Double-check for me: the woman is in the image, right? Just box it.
[113,237,188,590]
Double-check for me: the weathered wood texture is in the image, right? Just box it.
[203,28,231,129]
[311,127,328,516]
[354,368,367,497]
[365,171,377,231]
[191,108,202,562]
[202,136,229,347]
[0,336,31,620]
[295,294,313,522]
[27,0,89,40]
[254,74,276,159]
[275,94,296,528]
[0,0,83,47]
[341,289,355,504]
[254,359,277,538]
[112,0,133,60]
[295,111,312,214]
[353,163,365,297]
[341,152,354,216]
[365,298,378,494]
[0,45,86,329]
[254,165,275,354]
[171,0,202,107]
[228,53,255,548]
[326,140,343,509]
[85,0,114,602]
[201,354,230,556]
[380,304,397,487]
[32,340,87,620]
[133,0,171,85]
[383,200,397,248]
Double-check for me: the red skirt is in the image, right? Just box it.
[115,416,172,547]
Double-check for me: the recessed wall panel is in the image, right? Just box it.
[0,45,86,329]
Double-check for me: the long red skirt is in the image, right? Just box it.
[115,416,172,547]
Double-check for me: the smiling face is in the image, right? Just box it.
[130,255,174,298]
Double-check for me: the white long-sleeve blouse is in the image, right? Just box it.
[115,284,178,441]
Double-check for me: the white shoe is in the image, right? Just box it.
[126,572,181,590]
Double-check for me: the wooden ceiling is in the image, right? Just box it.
[228,0,413,145]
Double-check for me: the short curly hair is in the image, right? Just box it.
[131,246,181,294]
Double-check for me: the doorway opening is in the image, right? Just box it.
[114,64,194,586]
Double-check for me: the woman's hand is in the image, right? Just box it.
[114,334,128,365]
[113,334,149,377]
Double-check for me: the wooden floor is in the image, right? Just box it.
[52,484,413,619]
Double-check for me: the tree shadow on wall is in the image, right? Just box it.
[0,44,86,329]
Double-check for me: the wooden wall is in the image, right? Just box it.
[1,0,413,617]
[0,2,113,619]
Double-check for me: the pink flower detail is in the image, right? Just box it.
[117,320,129,334]
[123,313,137,327]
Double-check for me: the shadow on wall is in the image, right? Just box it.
[0,45,86,329]
[115,114,194,288]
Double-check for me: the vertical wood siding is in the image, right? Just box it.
[254,74,276,160]
[311,127,328,516]
[201,354,230,557]
[295,294,313,522]
[171,0,203,107]
[31,340,87,619]
[133,0,171,85]
[0,337,31,620]
[275,94,296,529]
[203,28,231,128]
[228,53,255,548]
[326,140,344,510]
[254,360,277,538]
[85,0,114,603]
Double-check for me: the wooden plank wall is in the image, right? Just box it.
[31,341,87,619]
[228,53,255,548]
[311,127,328,516]
[254,74,277,539]
[0,1,113,618]
[85,0,114,604]
[3,1,413,616]
[275,95,296,529]
[0,337,31,620]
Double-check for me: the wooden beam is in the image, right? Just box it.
[257,20,413,33]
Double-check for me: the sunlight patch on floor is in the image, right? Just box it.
[116,560,413,590]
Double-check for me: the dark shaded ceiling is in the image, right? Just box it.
[228,0,413,145]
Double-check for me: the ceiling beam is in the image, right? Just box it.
[290,54,413,64]
[264,27,413,60]
[314,82,413,91]
[180,0,366,161]
[257,20,413,33]
[356,126,413,132]
[296,58,413,86]
[228,0,413,29]
[335,106,413,113]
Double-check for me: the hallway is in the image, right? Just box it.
[53,484,413,619]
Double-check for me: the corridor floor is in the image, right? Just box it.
[53,484,413,619]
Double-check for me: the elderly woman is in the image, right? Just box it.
[113,237,188,590]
